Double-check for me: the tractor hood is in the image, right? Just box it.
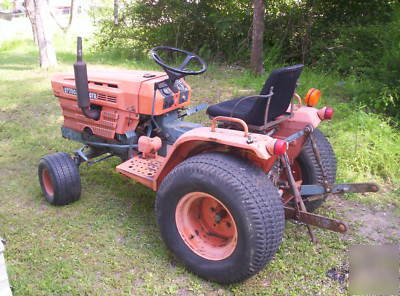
[51,69,168,112]
[52,69,167,90]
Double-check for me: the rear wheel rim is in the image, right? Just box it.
[175,192,238,261]
[42,168,54,196]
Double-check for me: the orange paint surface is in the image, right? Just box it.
[52,69,191,139]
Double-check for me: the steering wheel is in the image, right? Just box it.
[149,46,208,77]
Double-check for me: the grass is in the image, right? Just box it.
[0,30,399,295]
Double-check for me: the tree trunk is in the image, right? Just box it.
[250,0,265,76]
[49,0,79,33]
[114,0,119,25]
[24,0,57,68]
[24,0,37,44]
[68,0,78,29]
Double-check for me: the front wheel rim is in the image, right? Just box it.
[175,192,238,261]
[42,168,54,196]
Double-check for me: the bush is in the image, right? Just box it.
[314,10,400,120]
[93,1,400,120]
[94,0,252,61]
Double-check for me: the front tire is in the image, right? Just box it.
[156,152,284,284]
[38,152,81,206]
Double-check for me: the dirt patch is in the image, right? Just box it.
[0,111,15,122]
[327,195,400,243]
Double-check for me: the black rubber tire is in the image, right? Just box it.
[38,152,81,206]
[156,152,284,284]
[296,128,337,212]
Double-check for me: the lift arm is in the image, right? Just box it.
[300,182,379,195]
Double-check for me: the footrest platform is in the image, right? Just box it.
[116,155,165,189]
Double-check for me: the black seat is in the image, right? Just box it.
[206,64,304,127]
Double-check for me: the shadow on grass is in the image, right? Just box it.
[80,159,156,208]
[0,77,48,89]
[0,52,38,70]
[0,37,160,74]
[0,64,36,71]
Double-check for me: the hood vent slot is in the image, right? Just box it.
[97,93,117,103]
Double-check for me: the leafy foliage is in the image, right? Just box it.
[326,18,400,119]
[95,0,253,61]
[0,0,13,11]
[94,0,400,119]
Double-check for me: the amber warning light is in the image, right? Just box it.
[304,88,321,107]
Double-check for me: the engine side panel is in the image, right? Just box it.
[51,69,191,140]
[58,98,138,140]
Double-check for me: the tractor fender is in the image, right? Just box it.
[154,126,278,189]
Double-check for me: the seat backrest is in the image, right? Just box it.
[250,64,304,125]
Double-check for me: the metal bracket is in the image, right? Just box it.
[73,145,111,166]
[74,145,89,164]
[280,152,317,242]
[280,128,379,241]
[87,154,114,166]
[309,133,329,187]
[284,125,313,143]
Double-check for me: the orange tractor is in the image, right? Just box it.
[38,38,378,283]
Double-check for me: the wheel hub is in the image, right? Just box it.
[175,192,238,261]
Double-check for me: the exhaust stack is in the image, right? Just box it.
[74,37,100,120]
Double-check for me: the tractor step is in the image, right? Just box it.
[116,155,165,189]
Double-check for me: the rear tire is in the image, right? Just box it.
[38,152,81,206]
[296,129,337,212]
[156,152,284,284]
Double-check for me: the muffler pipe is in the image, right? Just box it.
[74,37,100,120]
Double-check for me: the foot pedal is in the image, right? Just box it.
[116,155,165,189]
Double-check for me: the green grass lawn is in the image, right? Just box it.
[0,35,399,295]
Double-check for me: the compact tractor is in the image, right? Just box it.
[38,38,379,284]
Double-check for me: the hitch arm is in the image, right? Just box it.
[300,182,379,195]
[284,207,348,233]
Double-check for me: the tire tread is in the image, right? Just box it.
[298,129,337,211]
[38,152,81,205]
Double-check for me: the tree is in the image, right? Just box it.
[250,0,265,76]
[24,0,57,68]
[12,0,17,12]
[49,0,79,33]
[114,0,119,25]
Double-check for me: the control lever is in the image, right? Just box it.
[179,103,208,118]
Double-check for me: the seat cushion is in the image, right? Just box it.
[206,96,260,125]
[207,64,304,126]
